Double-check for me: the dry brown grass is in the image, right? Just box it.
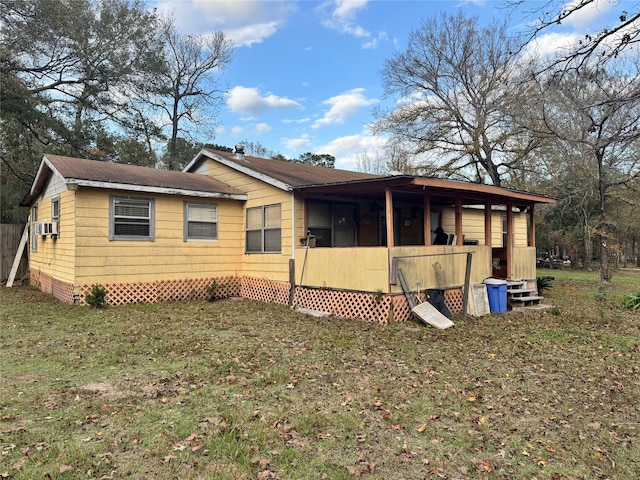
[1,271,639,479]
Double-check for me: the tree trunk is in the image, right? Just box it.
[168,89,180,171]
[582,217,592,270]
[600,242,611,281]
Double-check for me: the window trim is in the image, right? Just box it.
[109,195,155,241]
[31,204,38,253]
[307,201,357,247]
[245,203,282,253]
[184,201,218,241]
[51,196,60,238]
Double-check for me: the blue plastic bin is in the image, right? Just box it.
[483,278,507,312]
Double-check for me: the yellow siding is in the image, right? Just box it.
[204,160,295,282]
[458,209,485,244]
[512,247,536,279]
[440,208,528,247]
[73,188,244,285]
[295,247,389,292]
[293,245,493,293]
[390,245,491,293]
[30,189,76,284]
[514,214,528,247]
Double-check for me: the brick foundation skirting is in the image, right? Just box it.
[30,268,75,304]
[29,271,463,324]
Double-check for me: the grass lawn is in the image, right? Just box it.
[1,270,639,479]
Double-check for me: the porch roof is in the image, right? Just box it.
[186,149,555,207]
[294,175,556,206]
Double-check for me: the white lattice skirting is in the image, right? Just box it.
[30,269,462,324]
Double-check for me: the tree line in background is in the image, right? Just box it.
[0,0,336,223]
[2,0,639,281]
[372,6,640,280]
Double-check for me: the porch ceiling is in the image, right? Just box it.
[295,176,556,207]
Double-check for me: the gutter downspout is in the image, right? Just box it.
[291,191,296,261]
[289,191,296,307]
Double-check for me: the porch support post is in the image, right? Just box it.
[506,201,514,279]
[288,258,296,306]
[528,204,536,247]
[455,196,463,246]
[424,195,431,246]
[484,200,492,247]
[385,187,394,248]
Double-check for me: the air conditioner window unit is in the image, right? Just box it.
[41,221,58,236]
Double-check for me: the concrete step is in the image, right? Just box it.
[508,288,537,296]
[510,295,544,302]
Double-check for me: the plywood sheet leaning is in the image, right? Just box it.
[467,283,490,317]
[411,301,454,330]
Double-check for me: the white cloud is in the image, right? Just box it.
[313,88,378,129]
[255,122,271,134]
[283,133,312,151]
[231,125,244,136]
[315,129,387,170]
[563,0,615,32]
[333,0,369,21]
[151,0,295,46]
[320,0,388,47]
[523,31,583,60]
[282,117,311,124]
[362,31,389,50]
[226,21,282,47]
[227,86,302,117]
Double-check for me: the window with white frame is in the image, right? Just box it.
[31,204,38,252]
[246,204,281,253]
[51,196,60,237]
[184,202,218,240]
[110,196,154,240]
[502,214,507,248]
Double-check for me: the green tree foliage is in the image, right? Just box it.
[204,144,233,153]
[1,0,165,222]
[296,152,335,168]
[160,138,200,171]
[1,0,165,149]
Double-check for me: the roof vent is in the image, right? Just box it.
[389,170,404,176]
[233,144,245,160]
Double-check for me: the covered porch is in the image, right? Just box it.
[290,176,554,323]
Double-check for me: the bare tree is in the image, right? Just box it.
[355,150,384,174]
[152,18,233,170]
[533,58,640,282]
[374,12,541,186]
[509,0,640,73]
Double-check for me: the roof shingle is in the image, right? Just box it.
[202,149,382,187]
[21,154,246,206]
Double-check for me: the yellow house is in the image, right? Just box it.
[21,149,555,323]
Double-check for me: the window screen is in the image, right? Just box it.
[246,204,281,253]
[111,197,153,240]
[185,203,217,240]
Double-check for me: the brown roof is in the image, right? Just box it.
[197,149,555,205]
[201,148,382,187]
[21,154,246,206]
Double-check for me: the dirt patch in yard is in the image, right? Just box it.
[73,381,133,400]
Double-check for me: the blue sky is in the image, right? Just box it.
[149,0,628,170]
